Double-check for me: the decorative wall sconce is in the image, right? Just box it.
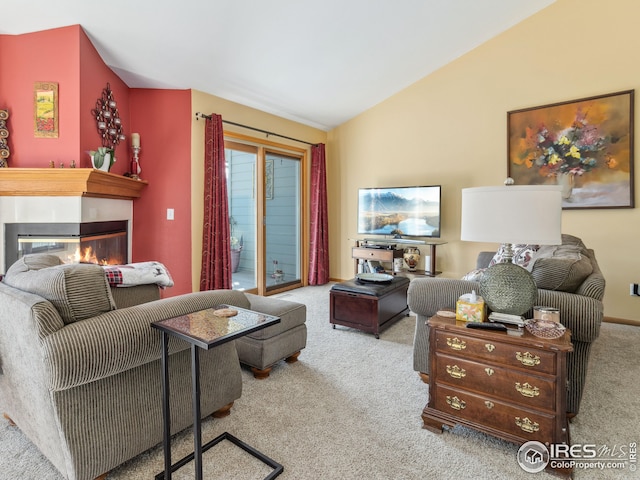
[91,83,125,149]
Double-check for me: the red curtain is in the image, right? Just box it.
[200,113,231,290]
[308,143,329,285]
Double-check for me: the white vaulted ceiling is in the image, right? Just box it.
[2,0,555,131]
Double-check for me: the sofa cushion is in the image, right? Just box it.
[3,258,116,324]
[530,244,593,293]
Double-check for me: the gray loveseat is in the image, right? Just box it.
[407,234,605,416]
[0,254,301,480]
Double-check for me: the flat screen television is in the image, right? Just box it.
[357,185,441,238]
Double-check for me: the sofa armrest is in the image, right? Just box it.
[42,289,249,391]
[407,277,480,317]
[534,289,603,343]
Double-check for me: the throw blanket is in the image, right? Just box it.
[103,261,174,288]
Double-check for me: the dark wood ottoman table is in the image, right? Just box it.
[330,276,410,338]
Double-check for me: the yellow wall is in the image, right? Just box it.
[190,90,327,290]
[328,0,640,323]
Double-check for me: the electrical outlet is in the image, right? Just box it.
[167,208,174,220]
[630,283,640,296]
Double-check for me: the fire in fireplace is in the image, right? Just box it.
[5,221,128,268]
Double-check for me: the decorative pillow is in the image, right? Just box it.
[3,261,116,324]
[462,268,486,282]
[488,244,540,268]
[529,244,593,293]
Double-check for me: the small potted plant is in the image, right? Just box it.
[89,146,116,172]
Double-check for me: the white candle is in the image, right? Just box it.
[131,133,140,148]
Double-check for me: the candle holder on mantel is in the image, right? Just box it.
[130,145,141,180]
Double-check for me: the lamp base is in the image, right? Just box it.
[479,262,536,316]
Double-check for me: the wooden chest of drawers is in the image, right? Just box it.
[423,315,573,450]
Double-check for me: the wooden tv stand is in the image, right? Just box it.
[352,239,445,276]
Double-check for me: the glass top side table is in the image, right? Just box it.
[152,304,283,480]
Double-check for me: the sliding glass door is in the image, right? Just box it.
[225,141,303,294]
[264,152,301,292]
[226,142,258,291]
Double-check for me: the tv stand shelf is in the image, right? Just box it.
[352,240,445,277]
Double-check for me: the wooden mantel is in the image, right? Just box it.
[0,168,148,200]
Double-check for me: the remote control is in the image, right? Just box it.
[466,322,507,331]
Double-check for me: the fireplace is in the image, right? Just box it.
[5,221,128,267]
[0,168,147,274]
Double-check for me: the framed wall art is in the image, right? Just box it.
[507,90,634,209]
[34,82,59,138]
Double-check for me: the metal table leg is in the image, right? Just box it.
[191,344,203,480]
[160,332,171,480]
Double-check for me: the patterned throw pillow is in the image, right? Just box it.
[488,244,540,268]
[462,268,486,281]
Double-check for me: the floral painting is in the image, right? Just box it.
[508,90,634,209]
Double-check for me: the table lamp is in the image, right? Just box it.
[460,180,562,316]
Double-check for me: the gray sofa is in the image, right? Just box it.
[407,234,605,416]
[0,254,301,480]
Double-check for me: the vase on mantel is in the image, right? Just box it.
[557,172,574,200]
[89,147,115,172]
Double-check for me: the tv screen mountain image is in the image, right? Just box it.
[357,185,441,238]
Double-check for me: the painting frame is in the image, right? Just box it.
[34,82,59,138]
[507,90,634,210]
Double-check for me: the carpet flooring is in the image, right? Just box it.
[1,283,639,479]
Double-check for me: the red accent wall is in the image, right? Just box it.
[79,30,131,171]
[129,89,192,297]
[0,26,80,166]
[1,26,193,296]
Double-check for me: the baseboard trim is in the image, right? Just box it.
[604,316,640,327]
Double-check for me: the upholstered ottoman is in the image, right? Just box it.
[330,276,410,338]
[234,293,307,379]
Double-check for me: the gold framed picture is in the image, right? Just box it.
[508,90,634,209]
[34,82,59,138]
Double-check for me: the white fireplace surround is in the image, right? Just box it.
[0,196,133,273]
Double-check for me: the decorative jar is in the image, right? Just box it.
[403,247,421,272]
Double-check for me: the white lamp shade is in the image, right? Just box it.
[461,185,562,246]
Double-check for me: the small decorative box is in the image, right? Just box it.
[455,291,485,323]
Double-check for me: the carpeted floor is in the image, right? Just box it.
[1,283,639,479]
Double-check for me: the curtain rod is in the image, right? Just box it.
[195,112,317,146]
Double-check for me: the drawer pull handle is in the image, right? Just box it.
[485,343,495,353]
[484,367,494,376]
[515,382,540,398]
[515,416,540,433]
[446,337,466,350]
[485,400,494,409]
[446,365,466,379]
[446,395,466,410]
[516,351,541,367]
